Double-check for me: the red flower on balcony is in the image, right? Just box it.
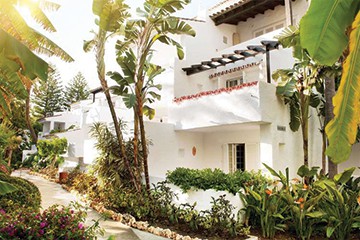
[173,81,258,104]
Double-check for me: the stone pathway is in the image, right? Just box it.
[11,170,169,240]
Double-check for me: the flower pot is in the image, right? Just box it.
[59,172,68,183]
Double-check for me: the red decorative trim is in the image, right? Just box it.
[173,81,258,104]
[209,61,261,79]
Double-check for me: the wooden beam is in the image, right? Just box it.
[234,50,256,57]
[247,45,266,53]
[261,40,279,50]
[213,0,284,25]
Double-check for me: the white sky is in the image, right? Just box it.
[33,0,219,89]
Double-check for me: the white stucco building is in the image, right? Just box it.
[39,0,360,178]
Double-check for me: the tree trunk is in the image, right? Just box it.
[325,76,337,178]
[96,31,140,192]
[7,149,13,167]
[138,105,150,191]
[134,72,150,191]
[321,128,326,175]
[25,88,38,144]
[133,107,141,187]
[300,93,309,166]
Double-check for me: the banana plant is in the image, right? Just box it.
[273,26,327,166]
[300,0,360,164]
[85,0,142,191]
[108,49,163,184]
[111,0,195,191]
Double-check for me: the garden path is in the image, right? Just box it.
[12,170,169,240]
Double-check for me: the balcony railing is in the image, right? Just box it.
[173,81,258,104]
[171,81,273,130]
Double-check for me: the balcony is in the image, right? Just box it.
[171,81,278,130]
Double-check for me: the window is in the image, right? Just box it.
[275,23,284,30]
[254,30,264,38]
[265,27,273,33]
[223,36,228,44]
[228,143,245,172]
[253,21,285,38]
[226,76,243,88]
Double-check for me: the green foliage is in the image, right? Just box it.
[0,173,41,212]
[64,72,90,109]
[166,167,269,194]
[316,169,360,240]
[32,65,65,119]
[299,0,360,163]
[90,122,143,189]
[0,124,16,157]
[49,124,76,134]
[241,165,360,239]
[107,181,249,238]
[109,50,164,120]
[36,138,67,168]
[0,160,10,175]
[0,29,48,117]
[0,162,17,195]
[0,0,73,117]
[0,202,102,239]
[70,172,99,197]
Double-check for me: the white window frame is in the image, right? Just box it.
[226,75,244,88]
[253,20,285,38]
[228,143,246,173]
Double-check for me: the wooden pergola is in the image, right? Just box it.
[182,40,279,83]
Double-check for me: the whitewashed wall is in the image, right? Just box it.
[236,0,310,43]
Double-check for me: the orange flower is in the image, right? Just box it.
[357,196,360,205]
[303,184,309,190]
[295,197,305,205]
[265,189,272,195]
[300,203,304,210]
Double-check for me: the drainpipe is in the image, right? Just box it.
[285,0,294,25]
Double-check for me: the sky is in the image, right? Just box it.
[32,0,219,89]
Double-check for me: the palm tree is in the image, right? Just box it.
[84,0,140,191]
[299,0,360,165]
[110,0,195,191]
[0,0,73,143]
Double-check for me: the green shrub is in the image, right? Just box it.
[37,138,67,168]
[90,122,143,189]
[70,172,99,196]
[106,181,250,238]
[0,202,102,239]
[0,173,41,212]
[241,165,360,239]
[21,153,39,169]
[166,167,270,194]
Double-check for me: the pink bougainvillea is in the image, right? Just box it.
[173,81,258,104]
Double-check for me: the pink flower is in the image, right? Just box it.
[40,222,47,228]
[78,223,84,230]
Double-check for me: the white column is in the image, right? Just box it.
[284,0,293,26]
